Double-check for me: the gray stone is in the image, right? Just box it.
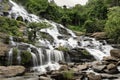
[0,66,25,77]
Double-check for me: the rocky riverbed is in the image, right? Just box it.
[0,49,120,80]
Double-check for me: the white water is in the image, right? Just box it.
[80,36,113,60]
[8,48,13,65]
[8,0,113,73]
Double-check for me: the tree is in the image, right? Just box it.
[87,0,108,20]
[27,22,50,41]
[105,7,120,43]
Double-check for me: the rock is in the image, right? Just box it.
[67,63,74,68]
[71,68,79,72]
[101,74,118,79]
[3,11,9,16]
[104,63,119,74]
[117,61,120,66]
[107,63,116,70]
[110,49,120,59]
[18,43,30,50]
[51,72,63,80]
[39,76,50,80]
[67,48,95,62]
[0,43,9,56]
[92,61,102,65]
[0,66,25,77]
[103,56,119,62]
[87,73,102,80]
[102,56,119,65]
[59,65,68,71]
[93,65,106,73]
[58,61,66,65]
[91,32,106,40]
[77,64,88,71]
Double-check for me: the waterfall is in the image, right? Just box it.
[9,36,16,46]
[80,36,113,60]
[7,0,114,73]
[27,48,38,67]
[17,50,21,65]
[8,48,13,65]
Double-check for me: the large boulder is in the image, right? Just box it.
[0,66,25,77]
[67,48,95,62]
[110,49,120,59]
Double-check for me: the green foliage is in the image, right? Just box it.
[104,0,120,7]
[25,0,48,15]
[27,22,50,42]
[21,51,32,65]
[0,16,22,36]
[86,0,108,20]
[84,19,106,33]
[68,25,85,32]
[40,4,63,22]
[12,48,18,65]
[57,46,69,52]
[105,7,120,43]
[62,71,74,80]
[39,32,54,43]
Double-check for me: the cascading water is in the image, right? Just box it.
[8,48,13,65]
[8,0,114,74]
[80,36,113,60]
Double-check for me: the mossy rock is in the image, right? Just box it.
[39,32,54,43]
[57,24,71,36]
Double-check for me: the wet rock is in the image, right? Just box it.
[77,64,88,71]
[104,63,119,74]
[58,61,67,65]
[93,65,106,73]
[67,48,95,62]
[87,73,102,80]
[59,65,68,71]
[101,74,118,79]
[0,66,25,77]
[110,49,120,59]
[3,11,9,16]
[67,63,74,68]
[51,72,63,80]
[39,76,50,80]
[102,56,119,65]
[18,43,30,50]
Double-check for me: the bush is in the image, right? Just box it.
[84,19,105,33]
[57,46,69,52]
[105,7,120,43]
[12,48,18,65]
[62,71,74,80]
[0,16,22,36]
[21,51,32,65]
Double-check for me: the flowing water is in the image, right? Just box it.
[8,0,113,73]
